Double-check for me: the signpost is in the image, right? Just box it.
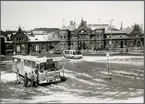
[106,52,110,75]
[106,52,112,79]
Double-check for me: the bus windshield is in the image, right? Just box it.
[40,62,60,71]
[75,50,82,55]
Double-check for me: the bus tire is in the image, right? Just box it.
[60,76,65,82]
[24,73,28,87]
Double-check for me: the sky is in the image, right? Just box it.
[1,1,144,31]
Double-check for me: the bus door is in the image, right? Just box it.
[13,58,17,72]
[20,59,25,75]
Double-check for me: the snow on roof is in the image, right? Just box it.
[13,55,53,63]
[26,31,59,42]
[32,30,47,35]
[105,30,126,34]
[88,24,109,30]
[13,55,62,63]
[27,34,50,42]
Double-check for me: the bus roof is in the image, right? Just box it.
[64,50,81,51]
[13,55,62,63]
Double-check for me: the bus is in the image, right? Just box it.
[12,55,65,87]
[63,50,83,59]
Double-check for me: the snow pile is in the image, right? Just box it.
[1,94,143,103]
[80,56,144,65]
[0,60,12,65]
[1,72,17,83]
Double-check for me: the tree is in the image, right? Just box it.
[132,24,142,37]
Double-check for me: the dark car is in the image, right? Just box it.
[53,50,62,54]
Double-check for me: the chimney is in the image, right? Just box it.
[120,21,123,30]
[70,21,73,25]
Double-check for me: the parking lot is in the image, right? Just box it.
[0,55,144,103]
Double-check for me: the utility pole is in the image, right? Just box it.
[110,19,114,55]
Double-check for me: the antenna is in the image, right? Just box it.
[63,19,65,26]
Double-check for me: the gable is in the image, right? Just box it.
[76,22,91,35]
[12,31,28,43]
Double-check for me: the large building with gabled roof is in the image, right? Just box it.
[5,19,144,55]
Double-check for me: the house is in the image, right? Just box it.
[12,27,59,55]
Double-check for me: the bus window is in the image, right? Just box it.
[31,61,35,68]
[55,62,61,70]
[70,51,71,54]
[17,59,21,63]
[65,51,68,54]
[24,60,28,66]
[76,50,82,55]
[40,64,44,70]
[73,51,76,55]
[27,61,31,67]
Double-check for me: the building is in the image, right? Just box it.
[10,19,144,55]
[1,30,15,55]
[58,19,144,51]
[12,27,59,55]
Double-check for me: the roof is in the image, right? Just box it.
[67,23,76,31]
[26,31,59,42]
[105,30,126,34]
[88,24,110,30]
[13,55,53,63]
[60,25,69,30]
[32,30,47,35]
[13,55,62,63]
[120,27,134,34]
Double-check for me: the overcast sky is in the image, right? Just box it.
[1,1,144,31]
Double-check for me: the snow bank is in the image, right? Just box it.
[1,95,143,103]
[0,60,12,64]
[1,72,17,83]
[67,56,144,66]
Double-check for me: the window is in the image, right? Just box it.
[40,64,44,70]
[31,61,36,68]
[65,51,68,54]
[27,61,31,67]
[24,60,28,66]
[36,45,39,51]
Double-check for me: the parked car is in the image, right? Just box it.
[63,50,83,59]
[54,50,62,54]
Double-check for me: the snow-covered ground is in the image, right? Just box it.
[1,68,144,103]
[67,56,144,66]
[0,56,144,103]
